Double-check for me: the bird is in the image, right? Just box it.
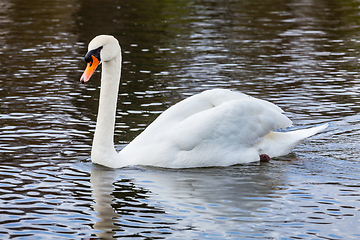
[80,35,328,169]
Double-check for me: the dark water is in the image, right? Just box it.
[1,0,360,239]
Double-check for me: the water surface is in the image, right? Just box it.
[1,0,360,239]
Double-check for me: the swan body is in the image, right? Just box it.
[80,35,327,168]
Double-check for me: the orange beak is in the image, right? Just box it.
[80,55,100,83]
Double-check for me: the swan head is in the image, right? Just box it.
[80,35,121,83]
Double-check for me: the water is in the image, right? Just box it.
[1,0,360,239]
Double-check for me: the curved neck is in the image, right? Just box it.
[91,55,122,165]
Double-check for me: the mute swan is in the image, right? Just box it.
[80,35,327,168]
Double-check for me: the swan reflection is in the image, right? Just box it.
[91,168,120,239]
[90,164,286,238]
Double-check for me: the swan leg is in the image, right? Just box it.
[259,154,271,162]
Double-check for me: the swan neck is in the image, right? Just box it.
[91,55,122,164]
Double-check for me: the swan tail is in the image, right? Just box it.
[256,123,328,158]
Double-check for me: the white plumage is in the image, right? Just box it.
[80,35,327,168]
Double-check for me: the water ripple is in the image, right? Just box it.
[1,0,360,239]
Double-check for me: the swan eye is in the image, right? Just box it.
[84,46,103,64]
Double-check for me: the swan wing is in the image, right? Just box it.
[163,98,291,167]
[122,89,292,167]
[144,89,290,132]
[170,99,290,150]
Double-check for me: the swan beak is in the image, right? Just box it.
[80,55,100,83]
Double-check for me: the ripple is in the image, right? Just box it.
[1,0,360,239]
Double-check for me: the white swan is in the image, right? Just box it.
[80,35,327,168]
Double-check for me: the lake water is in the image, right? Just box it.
[1,0,360,239]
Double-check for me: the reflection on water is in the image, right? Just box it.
[89,163,360,239]
[91,168,120,239]
[1,0,360,239]
[88,164,282,239]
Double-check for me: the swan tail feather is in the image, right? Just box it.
[256,123,328,158]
